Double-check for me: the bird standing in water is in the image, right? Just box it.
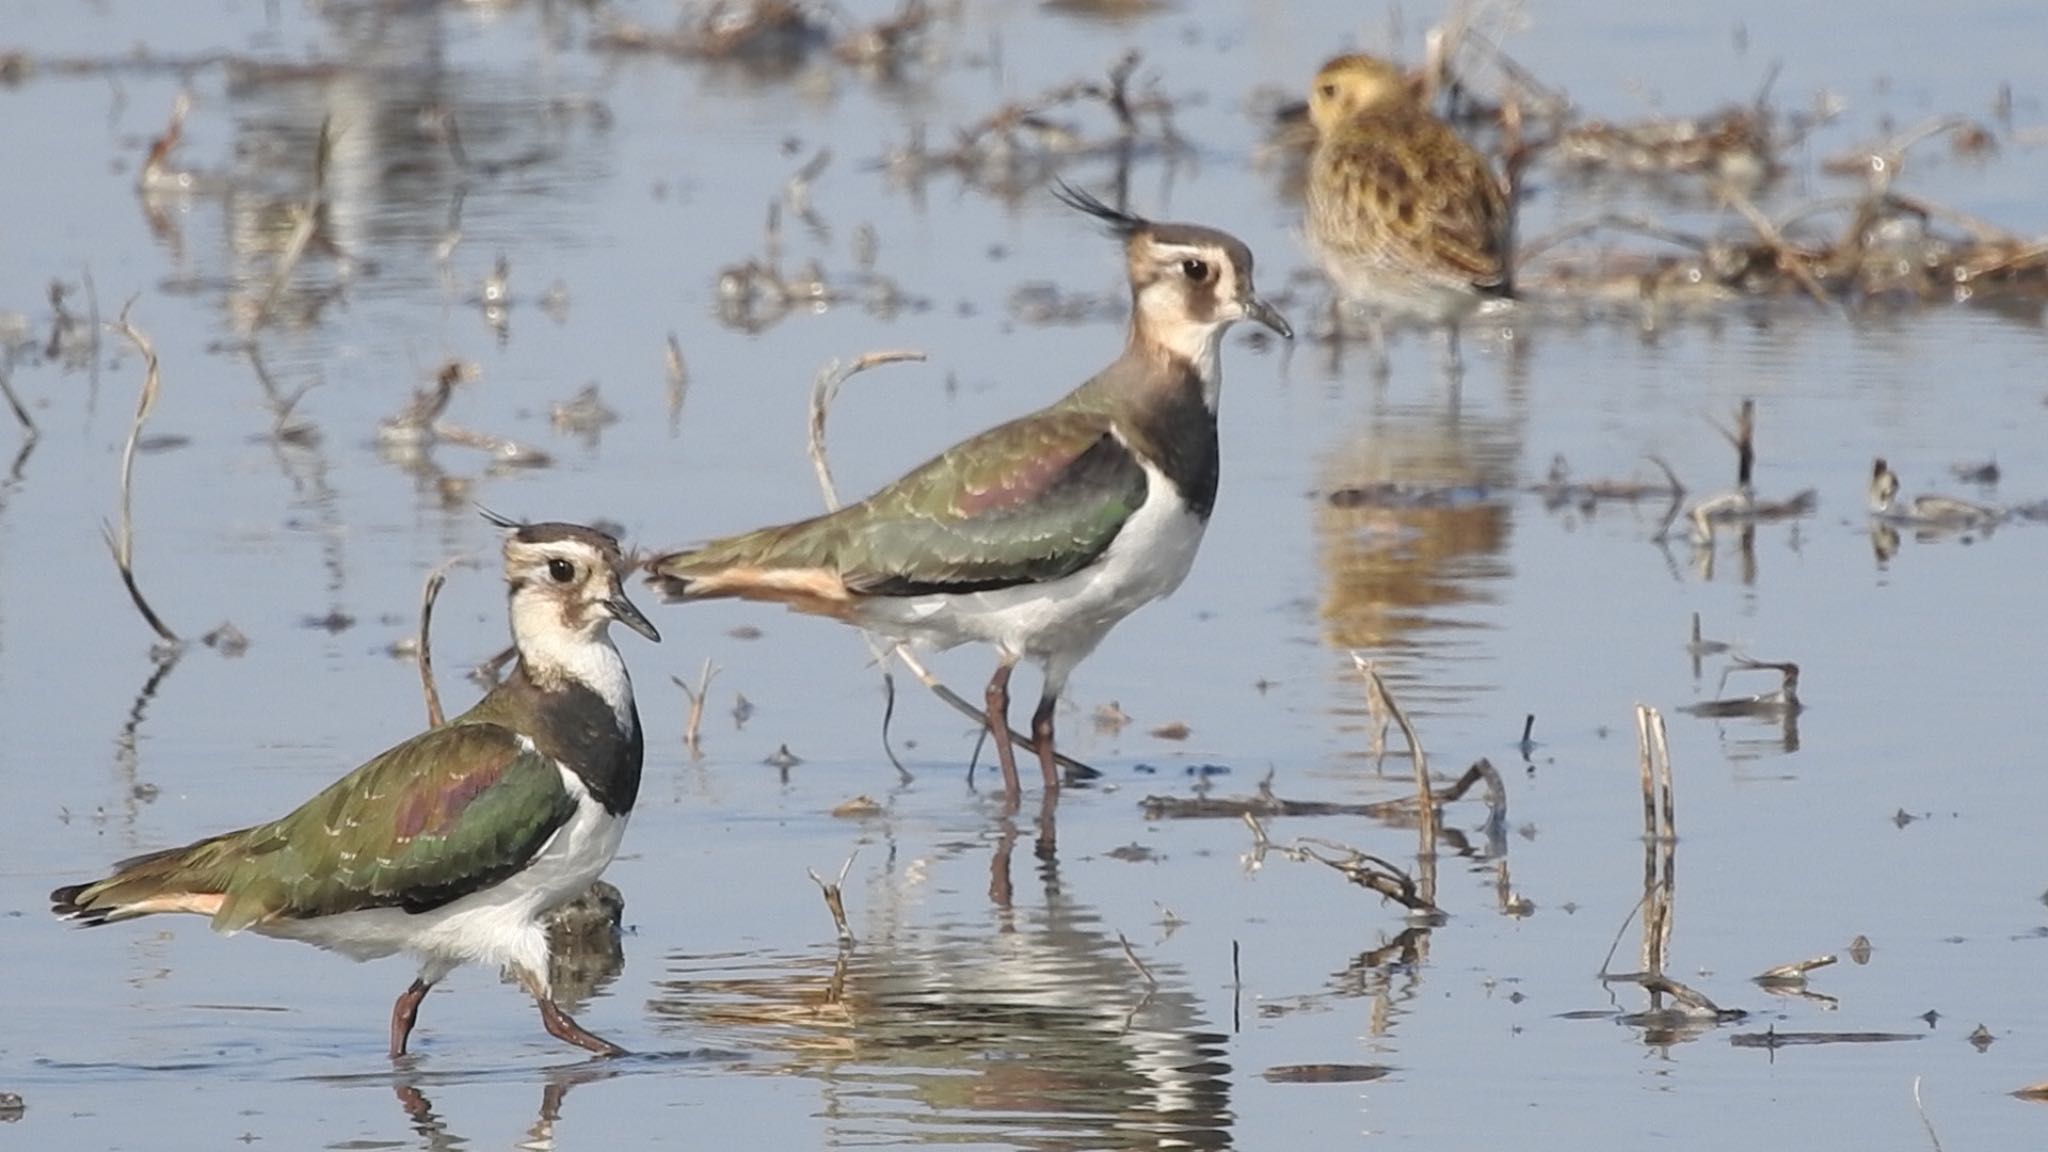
[52,515,661,1059]
[1305,53,1513,377]
[646,185,1290,800]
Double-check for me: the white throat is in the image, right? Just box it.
[1147,321,1226,410]
[511,596,636,734]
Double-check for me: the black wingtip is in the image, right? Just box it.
[640,560,696,603]
[50,883,111,926]
[1051,180,1145,239]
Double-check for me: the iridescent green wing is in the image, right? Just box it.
[830,409,1149,593]
[208,722,576,930]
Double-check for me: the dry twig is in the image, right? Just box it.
[1353,655,1437,852]
[806,851,858,946]
[672,659,719,756]
[417,562,453,727]
[103,303,179,646]
[1295,837,1440,915]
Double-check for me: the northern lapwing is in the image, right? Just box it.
[646,185,1290,798]
[1305,54,1513,371]
[52,515,661,1059]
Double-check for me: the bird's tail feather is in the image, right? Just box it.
[644,515,852,610]
[51,839,237,926]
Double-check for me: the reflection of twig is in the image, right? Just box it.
[103,304,180,646]
[665,332,689,436]
[0,358,33,439]
[252,116,334,331]
[1914,1077,1946,1152]
[1117,931,1158,987]
[112,645,184,830]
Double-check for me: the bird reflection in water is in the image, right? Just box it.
[389,1060,620,1152]
[1315,407,1521,725]
[650,805,1234,1150]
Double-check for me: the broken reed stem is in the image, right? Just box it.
[672,659,718,755]
[1634,704,1678,981]
[806,852,858,946]
[418,563,450,727]
[1635,705,1659,842]
[103,304,180,646]
[1636,704,1676,841]
[1638,709,1671,832]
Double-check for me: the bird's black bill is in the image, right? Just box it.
[608,594,661,642]
[1247,296,1293,339]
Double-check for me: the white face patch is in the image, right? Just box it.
[503,539,638,733]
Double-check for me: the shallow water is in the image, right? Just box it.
[5,1,2048,1148]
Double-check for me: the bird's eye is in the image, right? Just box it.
[547,558,576,584]
[1181,258,1211,283]
[1319,83,1337,99]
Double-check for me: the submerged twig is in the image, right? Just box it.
[103,304,180,646]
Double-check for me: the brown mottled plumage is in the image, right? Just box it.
[1305,54,1512,333]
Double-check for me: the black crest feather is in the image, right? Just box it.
[1051,181,1146,238]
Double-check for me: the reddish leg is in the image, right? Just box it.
[984,661,1022,799]
[537,996,628,1057]
[1030,694,1062,793]
[390,978,432,1059]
